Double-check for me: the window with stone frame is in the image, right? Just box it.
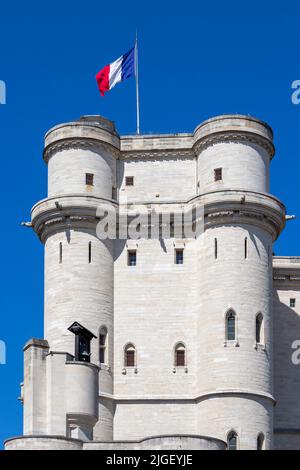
[214,167,222,181]
[255,313,264,344]
[227,431,238,450]
[128,250,137,266]
[124,344,136,367]
[85,173,94,185]
[175,249,184,265]
[174,343,186,367]
[226,310,236,341]
[125,176,134,186]
[257,433,265,450]
[99,326,108,364]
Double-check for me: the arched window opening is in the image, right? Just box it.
[99,326,108,364]
[256,313,264,344]
[257,433,265,450]
[124,343,136,367]
[226,310,236,341]
[174,343,186,367]
[227,431,238,450]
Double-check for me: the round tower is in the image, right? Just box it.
[31,115,118,440]
[193,115,285,449]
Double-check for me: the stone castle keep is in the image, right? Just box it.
[5,114,300,450]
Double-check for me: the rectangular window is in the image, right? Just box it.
[128,250,137,266]
[175,249,184,265]
[112,186,116,199]
[214,238,218,259]
[86,173,94,185]
[126,176,134,186]
[244,237,248,259]
[290,298,296,308]
[214,168,222,181]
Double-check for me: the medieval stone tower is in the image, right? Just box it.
[5,114,300,451]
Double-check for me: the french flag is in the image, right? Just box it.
[96,46,135,96]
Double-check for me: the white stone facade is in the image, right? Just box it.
[5,114,300,450]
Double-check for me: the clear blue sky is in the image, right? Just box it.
[0,0,300,447]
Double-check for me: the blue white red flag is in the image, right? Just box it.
[96,47,135,96]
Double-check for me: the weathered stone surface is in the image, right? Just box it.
[5,114,300,450]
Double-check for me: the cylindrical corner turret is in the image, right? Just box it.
[44,115,120,199]
[194,115,274,194]
[31,115,117,441]
[192,115,284,449]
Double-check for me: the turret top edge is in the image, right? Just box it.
[194,114,273,133]
[43,113,274,159]
[193,114,274,143]
[44,115,119,146]
[45,115,117,137]
[44,114,273,140]
[43,115,120,158]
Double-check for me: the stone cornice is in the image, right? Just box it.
[48,131,274,161]
[23,338,49,352]
[205,208,280,240]
[194,190,285,240]
[273,256,300,268]
[119,148,195,161]
[31,190,285,243]
[273,257,300,284]
[43,115,275,161]
[31,195,118,243]
[273,272,300,285]
[101,389,275,404]
[193,130,275,158]
[273,275,300,284]
[43,138,120,163]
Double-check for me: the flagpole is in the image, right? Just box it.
[135,31,140,135]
